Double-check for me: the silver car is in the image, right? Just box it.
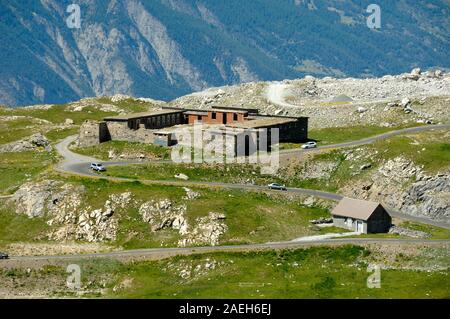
[301,141,317,149]
[90,163,106,172]
[267,183,287,191]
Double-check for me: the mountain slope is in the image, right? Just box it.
[0,0,449,107]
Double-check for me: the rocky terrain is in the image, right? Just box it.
[7,180,227,247]
[0,133,52,153]
[340,156,449,221]
[171,68,450,129]
[0,69,448,254]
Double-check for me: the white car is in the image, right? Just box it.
[301,141,317,149]
[90,163,106,172]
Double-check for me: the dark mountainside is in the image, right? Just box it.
[0,0,449,107]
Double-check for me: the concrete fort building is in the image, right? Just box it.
[78,106,309,152]
[331,197,392,234]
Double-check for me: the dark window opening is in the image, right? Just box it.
[233,113,238,121]
[211,112,216,120]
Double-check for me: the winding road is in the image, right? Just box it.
[56,123,450,230]
[3,115,447,264]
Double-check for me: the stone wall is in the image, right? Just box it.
[78,120,109,147]
[106,122,155,144]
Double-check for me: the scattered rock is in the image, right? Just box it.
[0,133,52,153]
[183,187,200,200]
[357,107,367,113]
[341,156,449,221]
[111,94,132,103]
[178,212,228,247]
[389,226,430,238]
[310,217,333,224]
[139,199,188,233]
[401,97,411,108]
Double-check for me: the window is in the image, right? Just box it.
[233,113,238,121]
[198,115,202,121]
[211,112,216,120]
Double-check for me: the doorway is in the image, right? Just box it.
[356,220,364,233]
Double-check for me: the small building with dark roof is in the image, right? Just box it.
[331,198,392,233]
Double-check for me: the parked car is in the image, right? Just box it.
[267,183,287,191]
[301,141,317,149]
[90,163,106,172]
[0,252,9,260]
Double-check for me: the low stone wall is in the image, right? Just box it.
[106,122,155,144]
[78,120,108,147]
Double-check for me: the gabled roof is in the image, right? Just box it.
[331,197,382,221]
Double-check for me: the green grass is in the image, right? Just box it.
[105,162,278,184]
[280,129,450,192]
[77,178,332,249]
[0,105,117,125]
[107,246,449,298]
[368,132,450,173]
[103,128,450,192]
[0,208,50,249]
[73,140,171,161]
[3,245,448,298]
[0,118,44,145]
[280,124,425,149]
[399,221,450,240]
[0,151,57,194]
[0,175,333,249]
[45,127,79,143]
[95,97,159,113]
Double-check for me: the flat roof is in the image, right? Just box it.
[228,117,297,129]
[104,109,184,121]
[184,111,208,116]
[209,108,248,114]
[331,197,382,221]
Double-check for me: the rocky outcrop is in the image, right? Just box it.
[178,212,227,247]
[400,172,450,221]
[388,226,430,238]
[139,198,227,246]
[183,187,200,200]
[139,199,188,233]
[297,161,339,180]
[47,192,132,242]
[341,156,450,221]
[9,180,83,218]
[8,180,131,242]
[0,133,51,153]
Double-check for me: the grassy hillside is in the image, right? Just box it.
[2,246,448,298]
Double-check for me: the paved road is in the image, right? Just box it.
[280,124,450,155]
[56,124,450,230]
[8,124,443,264]
[6,238,450,264]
